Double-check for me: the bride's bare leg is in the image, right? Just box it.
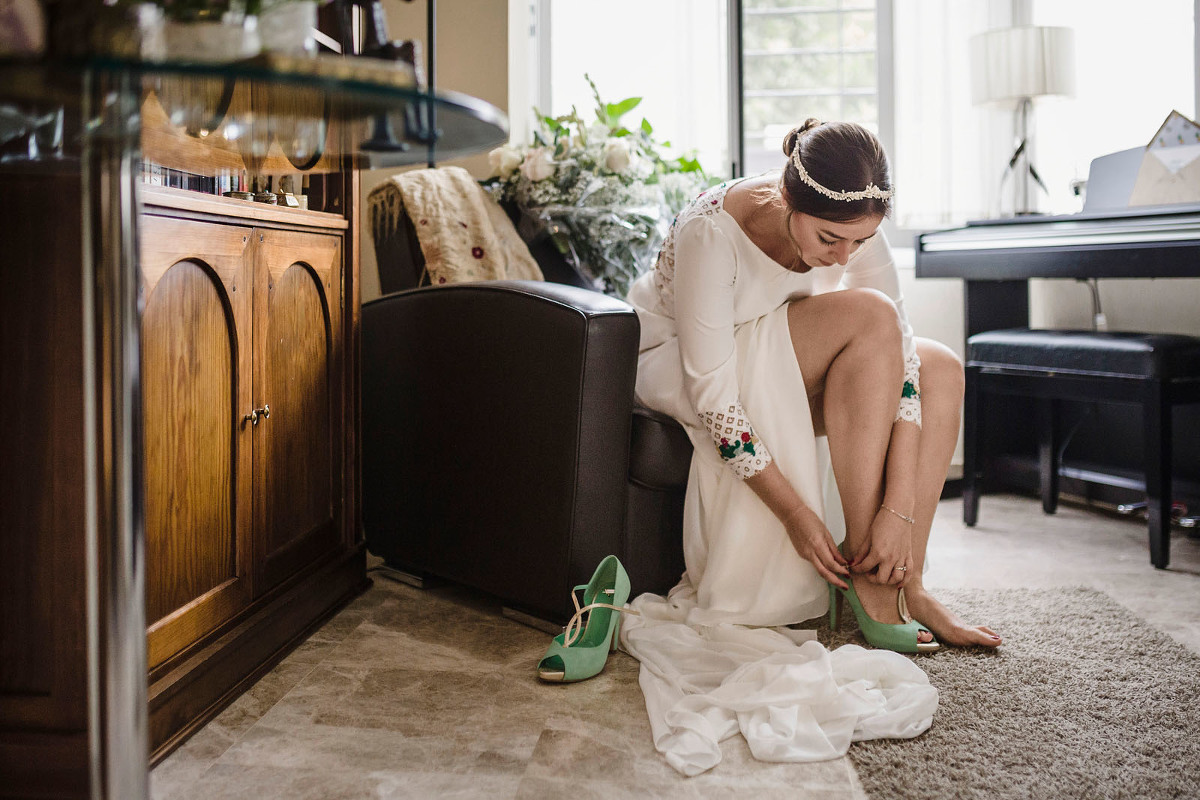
[787,289,921,632]
[901,338,1003,647]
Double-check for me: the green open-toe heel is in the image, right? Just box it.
[537,555,637,682]
[830,579,940,654]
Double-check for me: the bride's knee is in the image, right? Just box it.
[841,288,903,350]
[917,339,965,400]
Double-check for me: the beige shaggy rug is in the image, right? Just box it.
[820,587,1200,800]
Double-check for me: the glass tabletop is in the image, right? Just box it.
[0,54,510,175]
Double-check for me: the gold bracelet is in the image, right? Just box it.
[881,504,915,524]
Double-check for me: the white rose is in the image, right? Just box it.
[602,138,634,173]
[520,147,555,182]
[488,145,524,178]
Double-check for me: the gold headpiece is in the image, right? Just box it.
[790,141,894,203]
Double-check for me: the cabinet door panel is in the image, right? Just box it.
[253,229,343,593]
[141,216,254,669]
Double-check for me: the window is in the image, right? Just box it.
[740,1,880,176]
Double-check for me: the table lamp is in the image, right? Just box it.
[970,25,1076,215]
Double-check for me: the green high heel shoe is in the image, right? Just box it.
[829,579,940,655]
[537,555,637,682]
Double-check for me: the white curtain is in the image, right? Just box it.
[891,0,1015,228]
[547,0,731,179]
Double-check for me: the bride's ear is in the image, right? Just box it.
[778,183,795,209]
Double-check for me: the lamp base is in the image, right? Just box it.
[998,99,1050,216]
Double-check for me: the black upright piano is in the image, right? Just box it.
[915,202,1200,510]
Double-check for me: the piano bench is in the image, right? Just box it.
[963,329,1200,569]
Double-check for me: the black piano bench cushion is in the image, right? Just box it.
[967,329,1200,380]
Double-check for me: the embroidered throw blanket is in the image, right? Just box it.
[369,166,542,285]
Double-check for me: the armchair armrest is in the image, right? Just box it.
[362,280,640,622]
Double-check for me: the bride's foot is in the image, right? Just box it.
[902,585,1002,648]
[849,578,936,645]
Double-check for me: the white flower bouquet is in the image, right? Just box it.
[483,77,717,297]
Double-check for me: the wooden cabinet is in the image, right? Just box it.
[138,187,365,759]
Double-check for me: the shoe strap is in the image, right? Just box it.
[896,588,933,635]
[562,587,640,647]
[897,587,912,624]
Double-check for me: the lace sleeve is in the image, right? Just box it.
[699,402,773,479]
[896,350,921,428]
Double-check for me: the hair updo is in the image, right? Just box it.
[780,118,892,222]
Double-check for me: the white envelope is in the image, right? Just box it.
[1150,143,1200,174]
[1129,110,1200,206]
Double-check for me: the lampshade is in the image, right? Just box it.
[970,26,1076,106]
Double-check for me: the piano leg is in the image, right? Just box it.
[964,279,1030,338]
[1144,382,1171,569]
[963,364,982,527]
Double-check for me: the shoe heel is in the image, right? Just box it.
[609,613,622,653]
[829,584,841,630]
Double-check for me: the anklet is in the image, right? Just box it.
[881,504,915,524]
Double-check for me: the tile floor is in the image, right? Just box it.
[150,493,1200,800]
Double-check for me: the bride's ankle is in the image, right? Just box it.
[901,581,930,598]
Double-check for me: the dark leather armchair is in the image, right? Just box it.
[362,185,690,624]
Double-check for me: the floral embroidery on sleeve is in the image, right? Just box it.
[896,350,922,427]
[700,403,773,479]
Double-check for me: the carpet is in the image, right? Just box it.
[825,587,1200,800]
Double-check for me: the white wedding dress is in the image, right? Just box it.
[619,177,938,776]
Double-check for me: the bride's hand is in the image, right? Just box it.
[782,505,850,589]
[850,507,913,585]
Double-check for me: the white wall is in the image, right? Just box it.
[359,0,509,302]
[1031,279,1200,336]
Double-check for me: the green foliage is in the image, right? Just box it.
[482,75,723,297]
